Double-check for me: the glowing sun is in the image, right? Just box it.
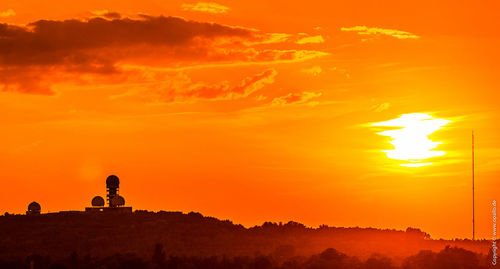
[372,113,451,167]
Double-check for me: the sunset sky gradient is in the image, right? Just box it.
[1,0,499,239]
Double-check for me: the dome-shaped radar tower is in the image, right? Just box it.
[85,174,132,213]
[91,196,105,207]
[27,201,41,215]
[106,175,120,207]
[111,195,125,207]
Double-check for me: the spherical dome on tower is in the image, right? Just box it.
[91,196,105,207]
[28,201,41,213]
[111,195,125,207]
[106,175,120,187]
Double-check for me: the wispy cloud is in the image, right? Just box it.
[372,102,390,112]
[177,69,277,101]
[258,33,293,44]
[182,2,229,14]
[341,26,419,39]
[271,91,322,106]
[302,66,322,76]
[90,10,121,19]
[0,9,15,18]
[111,69,277,103]
[296,35,325,44]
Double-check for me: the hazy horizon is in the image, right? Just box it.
[0,0,499,241]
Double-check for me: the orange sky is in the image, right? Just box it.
[0,0,499,240]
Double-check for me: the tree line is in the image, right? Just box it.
[0,245,495,269]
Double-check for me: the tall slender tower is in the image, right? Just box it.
[106,175,120,207]
[472,131,475,240]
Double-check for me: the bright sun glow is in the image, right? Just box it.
[372,113,451,167]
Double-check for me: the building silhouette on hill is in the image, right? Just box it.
[27,175,132,215]
[86,175,132,213]
[26,202,41,215]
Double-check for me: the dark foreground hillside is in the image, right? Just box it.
[0,246,496,269]
[0,210,491,263]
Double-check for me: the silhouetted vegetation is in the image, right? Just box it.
[0,246,494,269]
[0,211,492,264]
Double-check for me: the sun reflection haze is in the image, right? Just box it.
[372,113,451,167]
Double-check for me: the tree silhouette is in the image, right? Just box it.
[152,243,166,268]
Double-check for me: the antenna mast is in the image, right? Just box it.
[472,131,475,240]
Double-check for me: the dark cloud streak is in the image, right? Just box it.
[0,15,254,94]
[0,16,251,67]
[0,15,327,95]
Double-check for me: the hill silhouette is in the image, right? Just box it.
[0,245,495,269]
[0,210,491,264]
